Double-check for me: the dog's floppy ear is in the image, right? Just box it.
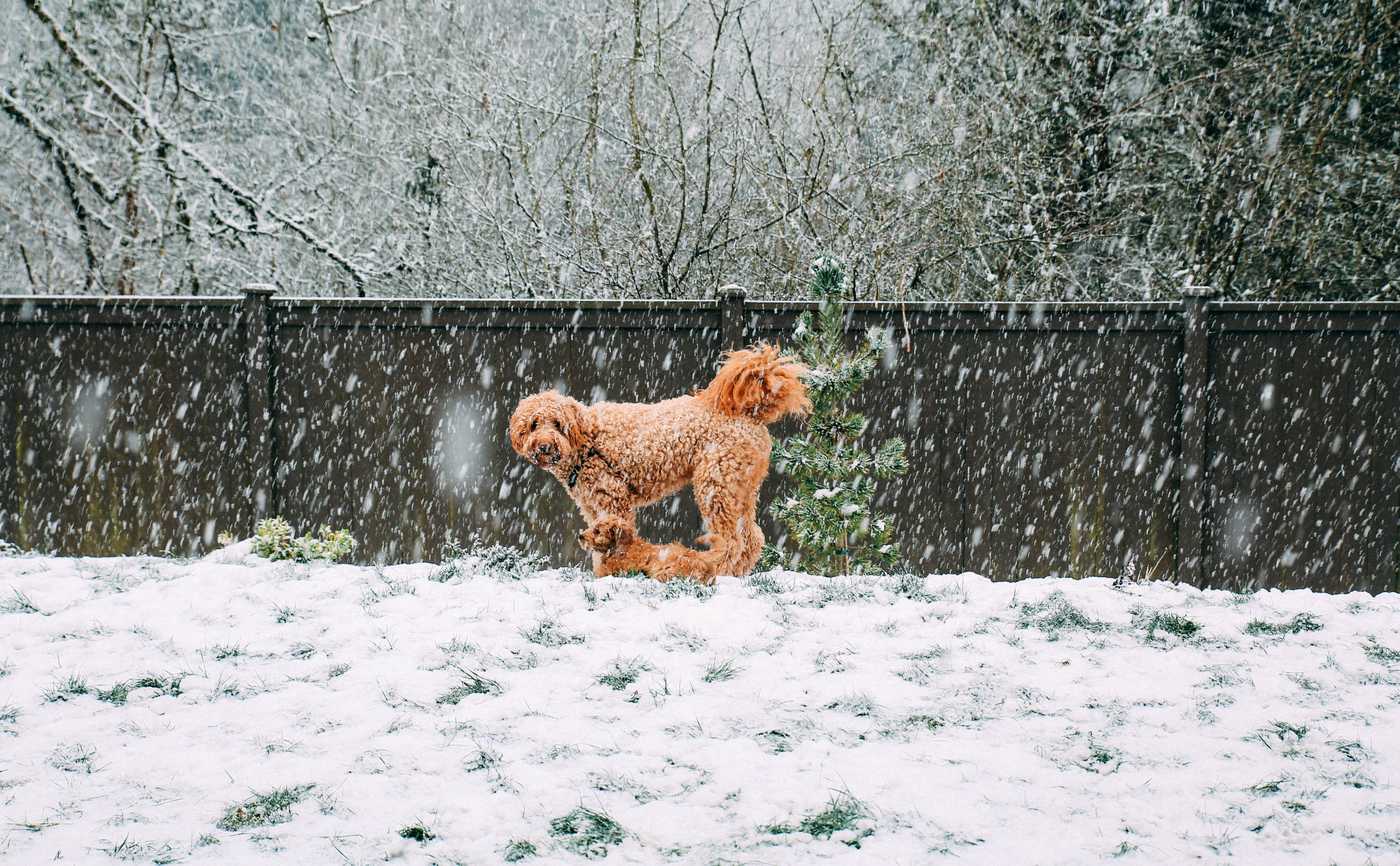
[561,398,596,449]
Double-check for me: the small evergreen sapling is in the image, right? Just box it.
[765,258,907,574]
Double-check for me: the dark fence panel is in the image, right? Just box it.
[1207,309,1400,591]
[1,292,1396,593]
[0,299,252,555]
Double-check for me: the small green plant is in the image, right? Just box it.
[252,518,356,563]
[503,839,538,861]
[767,258,908,575]
[216,784,314,831]
[548,807,624,859]
[660,578,715,600]
[210,643,245,660]
[597,658,649,691]
[464,749,501,773]
[1245,613,1322,636]
[398,821,435,842]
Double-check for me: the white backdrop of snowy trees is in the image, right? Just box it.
[1,0,1395,300]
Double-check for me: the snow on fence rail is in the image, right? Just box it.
[0,288,1396,593]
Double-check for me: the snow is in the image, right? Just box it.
[1,551,1398,864]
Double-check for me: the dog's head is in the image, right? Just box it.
[508,390,594,470]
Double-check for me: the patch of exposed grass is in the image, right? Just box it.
[815,579,875,606]
[746,572,784,594]
[0,703,18,726]
[597,658,649,691]
[520,618,584,647]
[210,643,246,660]
[1245,613,1323,636]
[889,573,932,601]
[464,749,501,773]
[701,658,742,683]
[429,557,466,583]
[215,784,314,831]
[1141,611,1201,640]
[1248,721,1308,749]
[548,807,624,858]
[49,743,100,773]
[503,839,538,861]
[398,821,435,842]
[273,604,298,624]
[658,578,714,600]
[3,587,40,615]
[826,693,878,717]
[1363,638,1400,665]
[468,537,546,581]
[767,793,873,847]
[1018,592,1107,635]
[96,682,131,705]
[437,667,503,704]
[42,675,89,703]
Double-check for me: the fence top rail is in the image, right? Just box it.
[1,294,1397,314]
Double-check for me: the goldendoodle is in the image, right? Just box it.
[508,345,809,583]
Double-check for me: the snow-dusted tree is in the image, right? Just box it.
[766,257,907,575]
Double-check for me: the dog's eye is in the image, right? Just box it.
[530,419,538,432]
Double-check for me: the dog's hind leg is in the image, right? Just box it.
[689,456,767,579]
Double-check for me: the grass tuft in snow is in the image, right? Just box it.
[767,792,874,847]
[1018,592,1107,635]
[437,666,503,703]
[273,604,298,624]
[503,839,538,861]
[49,743,100,773]
[209,643,246,660]
[659,578,715,600]
[215,784,315,831]
[1246,613,1323,636]
[1140,610,1201,640]
[702,658,742,683]
[888,573,932,601]
[597,658,649,691]
[398,820,435,843]
[96,681,131,705]
[3,587,40,614]
[466,536,546,581]
[42,674,89,702]
[1363,638,1400,665]
[0,703,18,725]
[548,806,625,859]
[745,572,785,595]
[520,618,584,647]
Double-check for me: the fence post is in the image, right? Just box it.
[1179,284,1216,585]
[242,285,276,525]
[718,283,748,350]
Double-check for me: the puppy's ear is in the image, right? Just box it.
[562,399,596,449]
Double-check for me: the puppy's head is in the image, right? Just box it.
[508,390,593,470]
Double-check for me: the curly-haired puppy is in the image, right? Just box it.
[508,345,808,583]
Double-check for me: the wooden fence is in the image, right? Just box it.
[1,288,1395,593]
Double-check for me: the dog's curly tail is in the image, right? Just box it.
[699,344,811,424]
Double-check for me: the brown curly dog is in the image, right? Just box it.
[508,345,809,584]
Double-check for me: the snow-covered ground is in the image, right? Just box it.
[1,547,1398,865]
